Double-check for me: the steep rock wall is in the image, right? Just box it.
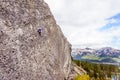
[0,0,71,80]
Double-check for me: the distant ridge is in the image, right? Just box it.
[72,47,120,65]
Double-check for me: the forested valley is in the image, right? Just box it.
[73,60,120,80]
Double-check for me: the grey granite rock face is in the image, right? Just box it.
[0,0,72,80]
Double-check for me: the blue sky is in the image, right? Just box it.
[98,13,120,49]
[100,13,120,31]
[45,0,120,49]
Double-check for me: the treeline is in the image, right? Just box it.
[73,60,120,80]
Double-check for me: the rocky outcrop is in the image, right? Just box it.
[68,62,86,80]
[0,0,72,80]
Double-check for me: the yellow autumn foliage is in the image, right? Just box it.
[73,74,90,80]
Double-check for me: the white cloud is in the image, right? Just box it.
[45,0,120,49]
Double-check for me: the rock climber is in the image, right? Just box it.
[37,27,42,36]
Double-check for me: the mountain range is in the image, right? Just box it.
[72,47,120,65]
